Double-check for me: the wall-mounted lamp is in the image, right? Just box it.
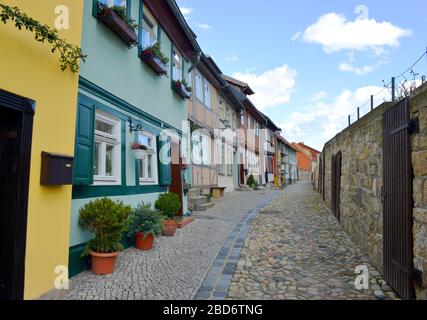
[128,118,144,134]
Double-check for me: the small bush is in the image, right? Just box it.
[128,203,164,239]
[247,175,256,188]
[79,198,132,256]
[155,193,181,220]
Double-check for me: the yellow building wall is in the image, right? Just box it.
[0,0,83,299]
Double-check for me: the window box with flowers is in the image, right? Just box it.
[131,142,148,160]
[172,79,192,100]
[97,2,138,47]
[140,43,169,76]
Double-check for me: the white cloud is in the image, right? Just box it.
[302,12,412,53]
[339,62,375,75]
[179,7,193,19]
[232,65,297,110]
[224,52,239,62]
[311,91,328,102]
[281,86,390,150]
[196,23,212,30]
[291,31,302,41]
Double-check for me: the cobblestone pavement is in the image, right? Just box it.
[228,181,399,300]
[64,190,279,300]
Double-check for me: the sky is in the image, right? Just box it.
[176,0,427,150]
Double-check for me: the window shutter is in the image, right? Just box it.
[158,135,172,186]
[73,102,95,185]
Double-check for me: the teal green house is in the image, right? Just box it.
[69,0,201,276]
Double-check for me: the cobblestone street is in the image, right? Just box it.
[227,181,398,300]
[63,182,399,301]
[63,190,279,300]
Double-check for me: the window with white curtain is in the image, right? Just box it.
[204,81,211,109]
[172,49,183,82]
[192,133,210,166]
[93,111,121,185]
[194,69,212,109]
[141,7,158,48]
[138,131,158,184]
[195,70,203,101]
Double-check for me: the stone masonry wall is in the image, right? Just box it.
[322,102,394,273]
[320,84,427,299]
[411,84,427,299]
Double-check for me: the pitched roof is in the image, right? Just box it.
[222,75,255,96]
[277,135,298,152]
[292,143,317,161]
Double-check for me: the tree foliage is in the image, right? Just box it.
[0,4,86,72]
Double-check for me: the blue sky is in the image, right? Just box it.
[177,0,427,150]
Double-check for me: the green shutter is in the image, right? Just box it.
[158,135,172,186]
[73,102,95,185]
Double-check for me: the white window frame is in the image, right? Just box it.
[195,70,203,101]
[141,7,158,48]
[194,69,212,109]
[93,111,122,186]
[100,0,127,8]
[137,131,158,185]
[172,49,183,82]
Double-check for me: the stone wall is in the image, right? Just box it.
[321,102,394,273]
[319,84,427,299]
[411,84,427,299]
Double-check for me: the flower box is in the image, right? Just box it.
[133,149,147,160]
[140,49,168,76]
[172,81,191,100]
[98,8,137,47]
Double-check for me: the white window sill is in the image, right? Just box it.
[93,181,122,186]
[139,179,159,186]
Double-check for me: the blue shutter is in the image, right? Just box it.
[73,102,95,185]
[158,135,172,186]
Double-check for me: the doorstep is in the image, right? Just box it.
[176,216,195,229]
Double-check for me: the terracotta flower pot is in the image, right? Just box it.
[163,219,177,237]
[90,251,119,275]
[135,232,154,250]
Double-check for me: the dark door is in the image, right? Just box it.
[169,141,183,216]
[383,98,415,300]
[0,89,34,300]
[331,151,342,222]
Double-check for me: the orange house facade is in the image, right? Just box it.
[293,142,320,181]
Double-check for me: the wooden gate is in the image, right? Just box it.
[331,151,342,222]
[383,98,415,300]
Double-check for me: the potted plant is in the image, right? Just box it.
[97,3,138,46]
[247,175,256,189]
[79,198,132,275]
[140,43,170,75]
[128,203,164,251]
[155,193,181,237]
[172,79,192,99]
[131,142,148,160]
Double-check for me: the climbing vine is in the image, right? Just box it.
[0,4,86,73]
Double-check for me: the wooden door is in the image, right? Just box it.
[169,141,183,216]
[383,98,415,300]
